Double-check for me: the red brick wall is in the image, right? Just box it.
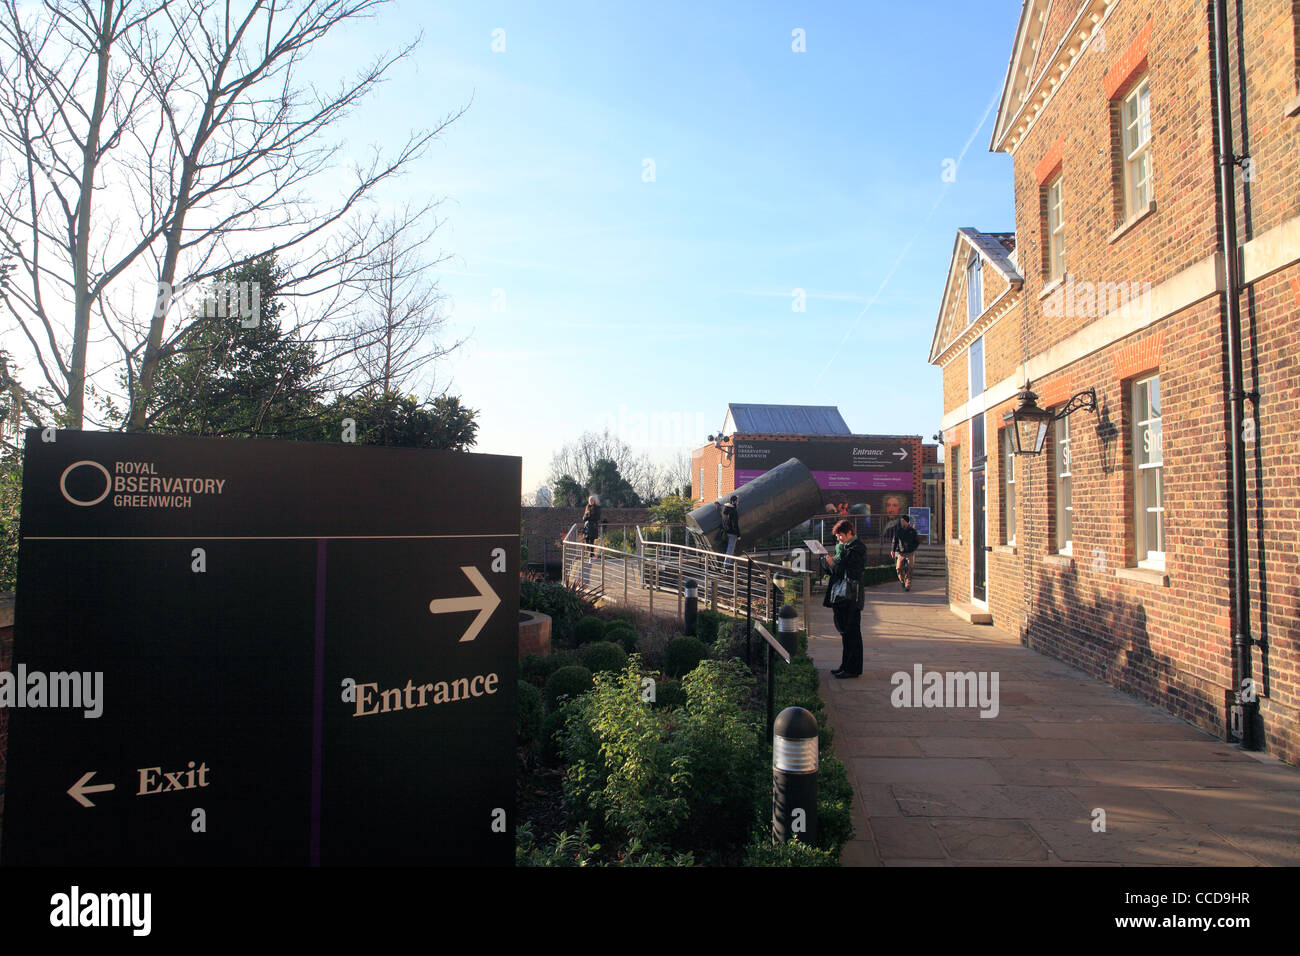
[521,507,652,568]
[691,442,732,502]
[937,0,1300,764]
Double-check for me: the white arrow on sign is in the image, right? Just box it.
[68,771,115,808]
[429,566,500,643]
[893,447,909,461]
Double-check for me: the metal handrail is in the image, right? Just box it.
[632,526,806,577]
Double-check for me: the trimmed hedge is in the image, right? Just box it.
[651,678,686,710]
[517,681,543,748]
[604,621,639,653]
[574,615,606,646]
[544,665,594,711]
[581,641,628,675]
[743,836,839,867]
[862,564,897,587]
[520,580,591,642]
[520,650,578,688]
[663,635,709,677]
[694,608,728,644]
[539,710,568,765]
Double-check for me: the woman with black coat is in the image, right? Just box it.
[822,518,867,678]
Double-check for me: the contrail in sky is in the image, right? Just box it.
[815,87,1002,386]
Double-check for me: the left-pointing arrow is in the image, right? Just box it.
[69,771,115,808]
[429,566,501,643]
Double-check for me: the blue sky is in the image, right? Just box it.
[319,0,1021,492]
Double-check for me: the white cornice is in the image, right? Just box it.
[935,286,1022,369]
[940,252,1222,430]
[935,231,1024,366]
[993,0,1119,155]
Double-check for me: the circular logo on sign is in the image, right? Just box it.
[60,460,111,506]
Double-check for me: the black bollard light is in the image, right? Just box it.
[778,603,798,657]
[683,579,698,636]
[772,706,819,846]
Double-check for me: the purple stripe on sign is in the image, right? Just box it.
[810,470,913,491]
[311,538,326,866]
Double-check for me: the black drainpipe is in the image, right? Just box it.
[1210,0,1259,749]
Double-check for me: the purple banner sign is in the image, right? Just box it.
[736,469,911,491]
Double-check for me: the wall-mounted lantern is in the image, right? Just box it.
[1002,381,1097,455]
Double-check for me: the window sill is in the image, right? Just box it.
[993,544,1017,555]
[1042,554,1074,569]
[1285,94,1300,118]
[1109,201,1157,243]
[1037,276,1064,301]
[1115,566,1170,587]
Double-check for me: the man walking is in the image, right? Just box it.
[891,513,920,591]
[720,495,741,556]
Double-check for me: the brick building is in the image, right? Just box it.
[930,0,1300,763]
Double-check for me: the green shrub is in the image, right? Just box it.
[519,650,578,688]
[520,579,592,643]
[817,754,855,851]
[651,678,686,710]
[604,620,639,653]
[574,615,606,646]
[563,659,764,860]
[694,608,729,644]
[862,564,897,587]
[743,836,839,867]
[539,709,569,765]
[600,527,637,553]
[581,641,628,675]
[663,635,709,677]
[710,619,748,660]
[773,630,832,750]
[544,665,594,711]
[517,681,543,748]
[634,630,672,670]
[515,821,694,867]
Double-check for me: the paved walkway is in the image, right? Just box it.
[808,576,1300,866]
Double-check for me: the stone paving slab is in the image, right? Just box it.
[1206,825,1300,866]
[810,576,1300,867]
[932,819,1050,862]
[1026,820,1259,866]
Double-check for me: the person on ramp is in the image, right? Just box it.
[822,518,866,678]
[891,513,920,591]
[720,495,741,556]
[582,495,601,545]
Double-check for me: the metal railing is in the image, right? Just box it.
[638,516,927,566]
[560,524,815,626]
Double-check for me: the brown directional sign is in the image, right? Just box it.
[2,430,519,865]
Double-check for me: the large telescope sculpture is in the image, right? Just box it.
[686,457,824,552]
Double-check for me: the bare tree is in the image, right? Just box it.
[546,427,693,505]
[0,0,464,429]
[324,202,461,399]
[548,428,644,490]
